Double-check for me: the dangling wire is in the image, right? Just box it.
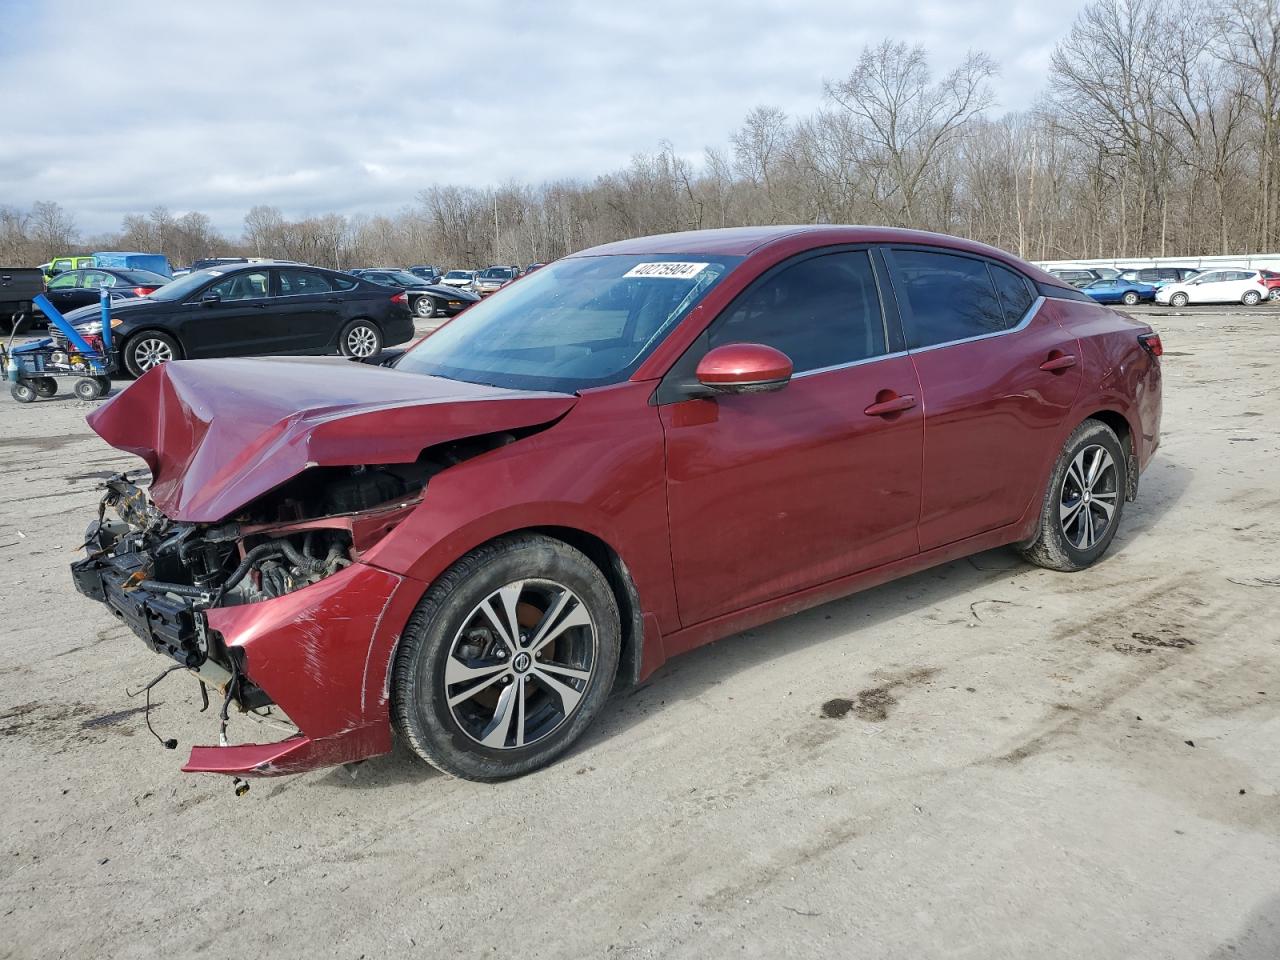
[125,663,184,749]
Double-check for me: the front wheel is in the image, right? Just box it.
[1269,288,1280,301]
[73,377,106,401]
[1169,292,1189,307]
[32,377,57,398]
[339,319,382,358]
[1122,291,1140,305]
[1242,290,1262,306]
[124,331,180,377]
[1019,419,1127,573]
[392,534,621,781]
[414,296,437,319]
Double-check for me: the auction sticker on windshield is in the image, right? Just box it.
[623,262,710,280]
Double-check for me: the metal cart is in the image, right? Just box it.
[2,292,116,402]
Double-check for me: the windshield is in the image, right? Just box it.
[479,268,514,280]
[396,254,742,392]
[147,269,222,301]
[444,271,472,280]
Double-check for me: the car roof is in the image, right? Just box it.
[572,226,1061,283]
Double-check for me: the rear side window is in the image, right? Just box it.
[891,249,1006,349]
[330,274,357,291]
[708,250,886,373]
[47,272,80,289]
[989,263,1037,325]
[277,269,333,295]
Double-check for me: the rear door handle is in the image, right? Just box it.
[864,393,917,417]
[1040,353,1077,372]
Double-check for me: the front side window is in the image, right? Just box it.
[892,249,1006,349]
[208,271,269,301]
[277,269,333,295]
[708,251,886,372]
[396,254,741,392]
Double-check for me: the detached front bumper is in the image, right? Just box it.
[72,554,425,777]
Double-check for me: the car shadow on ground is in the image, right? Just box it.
[332,457,1191,789]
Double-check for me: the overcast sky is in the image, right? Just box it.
[0,0,1087,236]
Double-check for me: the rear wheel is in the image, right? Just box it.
[1169,292,1189,307]
[10,382,36,403]
[339,319,382,358]
[124,331,179,377]
[1122,291,1140,305]
[1019,419,1127,573]
[392,534,621,781]
[1242,290,1262,306]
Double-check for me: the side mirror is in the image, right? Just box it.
[695,343,793,395]
[200,292,221,306]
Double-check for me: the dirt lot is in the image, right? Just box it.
[1,306,1278,959]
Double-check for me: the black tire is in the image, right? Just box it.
[10,382,36,403]
[339,319,382,358]
[1122,291,1139,305]
[392,533,621,781]
[32,377,57,398]
[1242,290,1261,306]
[414,296,437,319]
[124,331,180,378]
[1019,419,1128,572]
[1169,292,1189,307]
[73,377,105,401]
[94,376,111,397]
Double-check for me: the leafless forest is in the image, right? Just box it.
[4,0,1278,269]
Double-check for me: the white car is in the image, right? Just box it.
[1156,269,1268,306]
[439,269,477,291]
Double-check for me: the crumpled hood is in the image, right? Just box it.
[87,357,576,522]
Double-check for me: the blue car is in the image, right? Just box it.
[1083,278,1156,305]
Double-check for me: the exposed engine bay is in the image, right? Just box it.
[71,432,522,672]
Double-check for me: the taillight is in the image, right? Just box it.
[132,286,155,296]
[390,292,408,304]
[1139,332,1163,357]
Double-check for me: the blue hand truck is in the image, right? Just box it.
[2,290,117,402]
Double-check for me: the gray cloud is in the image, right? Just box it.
[0,0,1085,235]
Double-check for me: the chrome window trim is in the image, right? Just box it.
[791,349,909,380]
[906,295,1045,356]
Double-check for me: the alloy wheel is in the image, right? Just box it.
[345,325,378,357]
[133,337,174,370]
[444,579,596,749]
[415,297,435,318]
[1059,444,1119,550]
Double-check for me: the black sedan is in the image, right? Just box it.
[43,268,171,315]
[62,263,414,377]
[351,269,481,319]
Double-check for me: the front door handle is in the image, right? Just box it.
[1040,353,1077,372]
[864,392,917,417]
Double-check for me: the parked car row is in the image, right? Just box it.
[1052,264,1278,306]
[349,268,481,318]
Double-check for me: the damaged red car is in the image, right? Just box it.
[71,226,1163,782]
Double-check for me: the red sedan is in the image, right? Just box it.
[72,226,1163,783]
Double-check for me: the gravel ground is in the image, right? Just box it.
[1,306,1278,960]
